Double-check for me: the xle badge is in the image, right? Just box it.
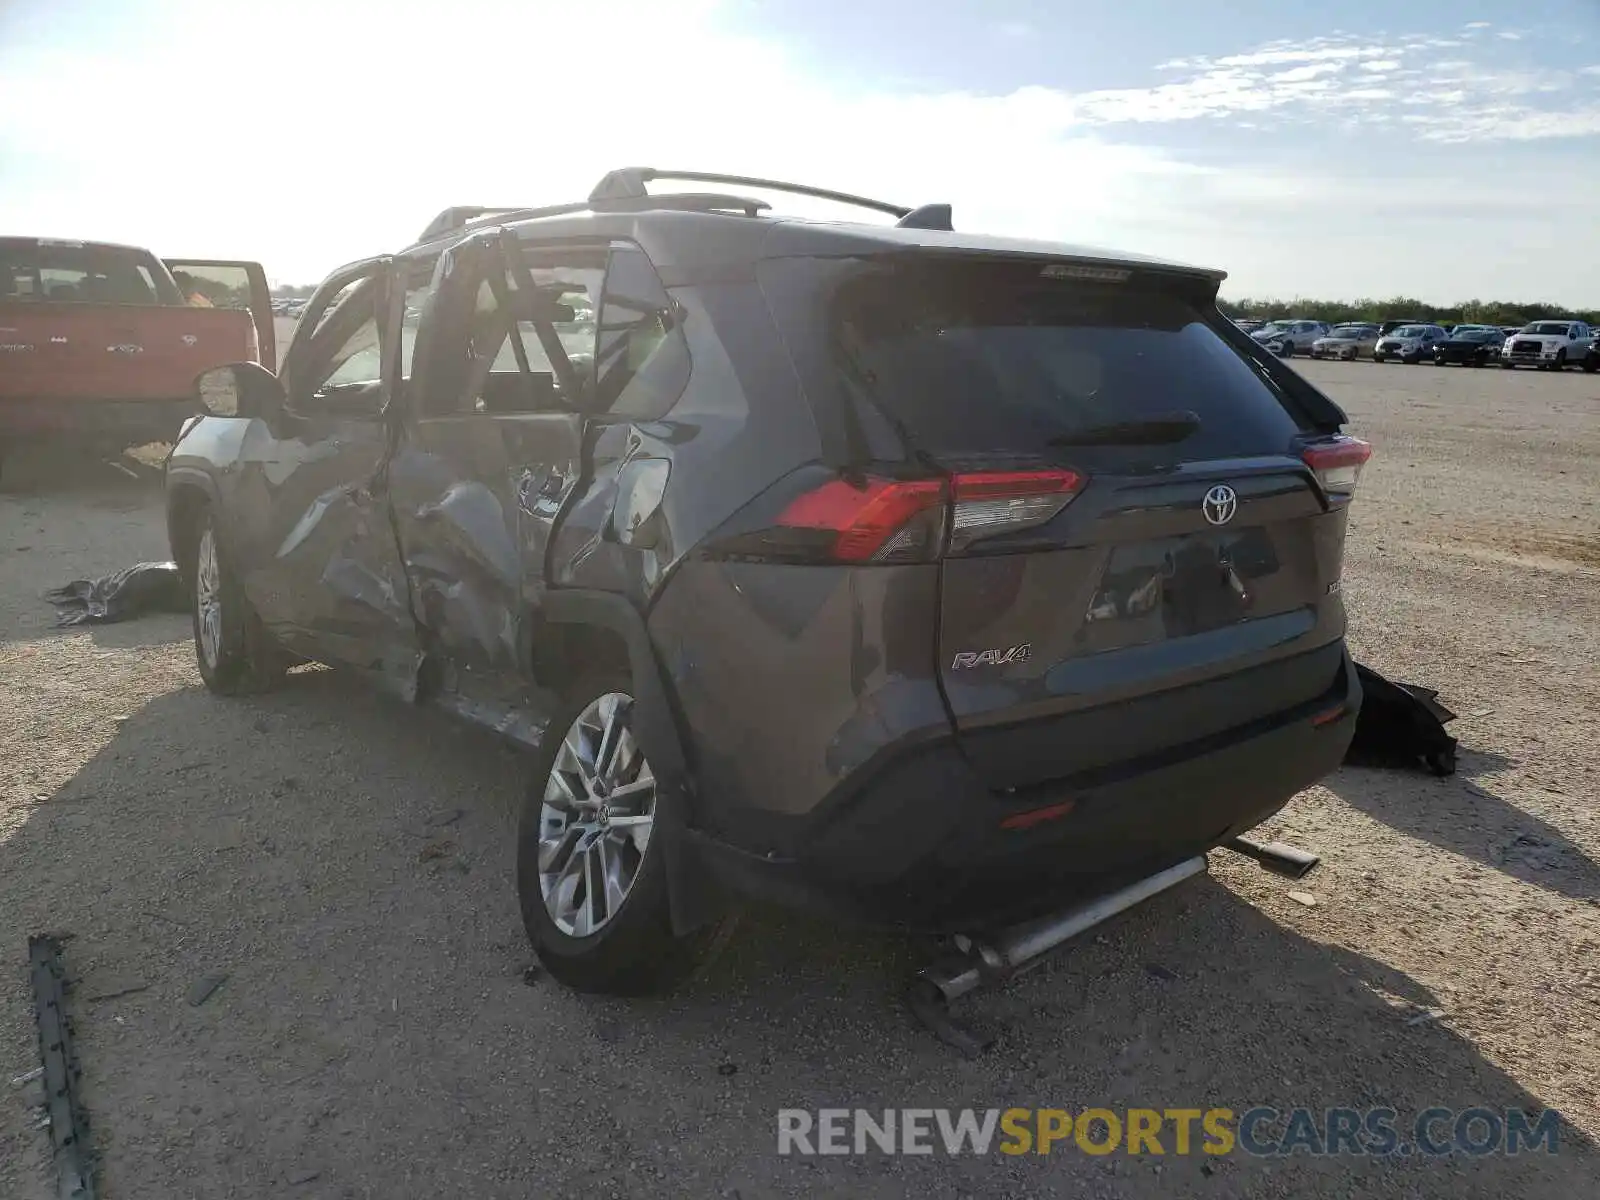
[951,644,1032,670]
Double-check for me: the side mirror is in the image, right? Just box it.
[194,362,284,419]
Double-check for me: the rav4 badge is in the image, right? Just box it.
[952,644,1032,670]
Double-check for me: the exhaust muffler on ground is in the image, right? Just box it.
[906,837,1321,1055]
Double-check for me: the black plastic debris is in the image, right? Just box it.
[45,562,188,627]
[1346,662,1458,776]
[29,934,97,1200]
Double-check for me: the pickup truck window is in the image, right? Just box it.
[0,239,179,306]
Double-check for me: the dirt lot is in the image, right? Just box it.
[2,359,1597,1199]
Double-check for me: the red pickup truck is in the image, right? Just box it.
[0,237,275,478]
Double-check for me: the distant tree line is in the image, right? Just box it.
[1218,296,1600,327]
[270,284,317,299]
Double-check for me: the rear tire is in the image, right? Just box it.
[1583,357,1598,374]
[517,670,735,996]
[191,510,285,695]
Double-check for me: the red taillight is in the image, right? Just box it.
[770,468,1086,564]
[1302,435,1372,499]
[775,476,946,562]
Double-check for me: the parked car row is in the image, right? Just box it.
[1238,316,1597,371]
[270,297,309,318]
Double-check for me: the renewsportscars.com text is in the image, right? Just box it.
[776,1107,1562,1158]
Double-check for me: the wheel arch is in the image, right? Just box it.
[165,468,223,590]
[533,588,723,936]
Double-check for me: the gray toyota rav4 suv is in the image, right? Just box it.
[166,169,1369,995]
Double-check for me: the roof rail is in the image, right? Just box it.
[418,168,953,244]
[589,168,952,229]
[417,203,591,244]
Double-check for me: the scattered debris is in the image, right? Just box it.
[44,561,188,626]
[1288,891,1318,908]
[1406,1008,1446,1027]
[1345,662,1458,775]
[28,934,97,1200]
[1467,708,1495,719]
[418,837,455,862]
[11,1066,44,1087]
[187,972,228,1007]
[520,966,541,987]
[426,809,465,828]
[717,1062,739,1077]
[85,982,150,1003]
[1144,963,1178,981]
[287,1170,323,1187]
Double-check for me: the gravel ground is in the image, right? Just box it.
[1,359,1596,1199]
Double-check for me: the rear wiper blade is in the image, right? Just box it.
[1047,410,1201,447]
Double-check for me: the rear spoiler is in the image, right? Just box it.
[1211,312,1349,432]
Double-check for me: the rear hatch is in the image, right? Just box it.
[759,253,1366,793]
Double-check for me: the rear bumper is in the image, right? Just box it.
[0,398,194,443]
[690,645,1360,932]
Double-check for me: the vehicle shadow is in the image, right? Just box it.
[1323,760,1600,903]
[2,670,1591,1200]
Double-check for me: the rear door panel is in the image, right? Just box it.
[388,413,585,700]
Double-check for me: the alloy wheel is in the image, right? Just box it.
[537,692,656,937]
[195,526,223,670]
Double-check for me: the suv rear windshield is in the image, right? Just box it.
[798,257,1306,463]
[0,239,179,306]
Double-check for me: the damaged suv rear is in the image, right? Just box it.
[166,170,1367,996]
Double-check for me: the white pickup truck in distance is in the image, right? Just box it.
[1500,320,1593,370]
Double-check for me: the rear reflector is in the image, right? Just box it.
[1301,435,1372,498]
[1311,702,1349,727]
[772,468,1086,563]
[999,799,1078,830]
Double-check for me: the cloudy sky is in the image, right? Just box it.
[2,0,1597,304]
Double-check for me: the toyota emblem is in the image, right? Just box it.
[1202,484,1238,526]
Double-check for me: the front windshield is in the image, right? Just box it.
[1523,322,1571,336]
[1257,323,1289,334]
[1392,325,1428,338]
[1331,326,1372,337]
[1453,329,1492,342]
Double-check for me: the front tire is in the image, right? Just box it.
[517,671,733,996]
[1553,350,1567,370]
[191,510,285,695]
